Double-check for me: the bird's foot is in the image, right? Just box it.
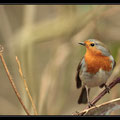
[88,102,94,108]
[104,84,110,93]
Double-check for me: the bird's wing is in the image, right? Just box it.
[113,60,116,69]
[109,55,116,70]
[75,57,84,89]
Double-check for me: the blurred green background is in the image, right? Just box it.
[0,5,120,115]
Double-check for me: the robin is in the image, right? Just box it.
[75,39,116,107]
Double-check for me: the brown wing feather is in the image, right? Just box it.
[113,60,116,69]
[75,57,83,89]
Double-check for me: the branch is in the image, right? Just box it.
[0,45,30,115]
[74,97,120,115]
[16,56,38,115]
[76,77,120,115]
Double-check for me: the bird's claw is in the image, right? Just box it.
[88,102,94,108]
[105,84,110,93]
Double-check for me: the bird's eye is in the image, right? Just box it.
[90,43,94,47]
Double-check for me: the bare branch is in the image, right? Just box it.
[0,46,30,115]
[74,97,120,115]
[16,56,38,115]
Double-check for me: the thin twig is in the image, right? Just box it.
[16,56,38,115]
[0,46,30,115]
[77,77,120,115]
[74,97,120,115]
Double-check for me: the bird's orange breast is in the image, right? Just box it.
[85,49,112,74]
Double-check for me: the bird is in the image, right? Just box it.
[75,39,116,107]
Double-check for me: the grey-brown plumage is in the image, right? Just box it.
[75,58,88,104]
[75,61,82,89]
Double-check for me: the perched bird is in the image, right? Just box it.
[75,39,116,107]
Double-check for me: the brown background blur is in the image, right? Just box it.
[0,5,120,115]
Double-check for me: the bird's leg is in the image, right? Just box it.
[85,86,93,108]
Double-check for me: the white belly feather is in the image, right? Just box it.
[80,68,112,88]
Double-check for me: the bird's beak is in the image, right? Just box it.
[78,42,85,46]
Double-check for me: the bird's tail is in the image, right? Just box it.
[78,86,88,104]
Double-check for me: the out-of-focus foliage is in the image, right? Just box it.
[0,5,120,115]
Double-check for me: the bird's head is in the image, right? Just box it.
[79,39,110,56]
